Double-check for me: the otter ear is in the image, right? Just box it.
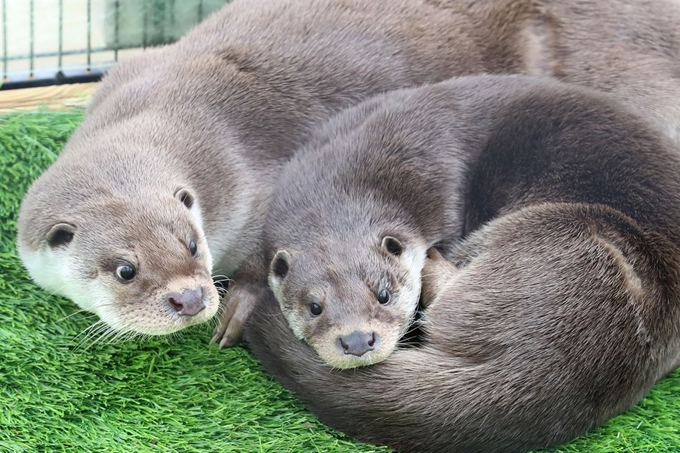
[46,223,76,248]
[174,188,195,209]
[381,236,403,257]
[270,250,292,281]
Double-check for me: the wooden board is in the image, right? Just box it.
[0,83,98,111]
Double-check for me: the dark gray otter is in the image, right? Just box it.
[17,0,680,341]
[246,75,680,452]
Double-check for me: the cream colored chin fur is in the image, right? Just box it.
[19,243,76,306]
[312,322,400,369]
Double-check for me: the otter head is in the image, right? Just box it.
[17,182,220,336]
[267,235,427,369]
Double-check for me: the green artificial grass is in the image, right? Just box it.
[1,109,679,453]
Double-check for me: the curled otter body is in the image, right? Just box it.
[18,0,680,339]
[247,75,680,452]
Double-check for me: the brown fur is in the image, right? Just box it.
[17,0,680,339]
[246,75,680,452]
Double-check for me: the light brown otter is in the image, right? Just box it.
[18,0,680,341]
[246,75,680,452]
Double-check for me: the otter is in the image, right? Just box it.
[17,0,680,341]
[246,75,680,452]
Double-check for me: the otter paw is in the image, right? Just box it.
[209,285,259,348]
[210,295,241,348]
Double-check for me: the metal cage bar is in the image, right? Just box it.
[87,0,92,70]
[113,0,119,61]
[58,0,63,70]
[29,0,34,77]
[2,0,6,81]
[0,0,231,91]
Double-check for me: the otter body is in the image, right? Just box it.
[18,0,680,339]
[247,75,680,452]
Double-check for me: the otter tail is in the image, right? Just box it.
[246,202,680,453]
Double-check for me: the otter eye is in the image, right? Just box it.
[309,302,323,316]
[189,239,197,257]
[116,264,136,282]
[378,289,390,304]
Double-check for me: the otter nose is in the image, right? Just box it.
[165,288,206,316]
[338,331,376,357]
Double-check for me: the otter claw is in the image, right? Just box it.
[210,294,238,346]
[218,334,240,349]
[212,318,243,348]
[209,283,259,348]
[209,331,224,345]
